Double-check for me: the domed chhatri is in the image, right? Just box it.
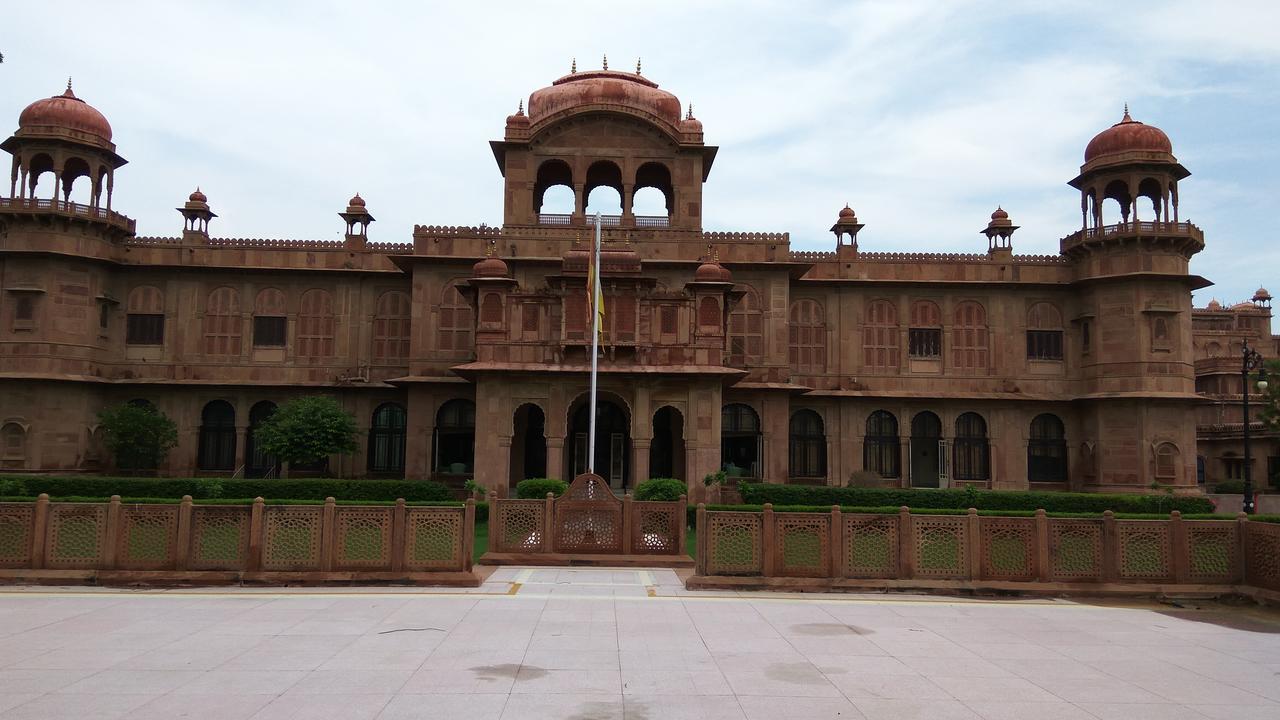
[839,204,857,220]
[1253,287,1272,303]
[990,206,1009,221]
[188,187,207,204]
[695,246,732,283]
[18,80,113,143]
[348,193,366,208]
[680,104,703,134]
[1206,299,1223,311]
[506,99,530,129]
[527,64,683,129]
[1083,106,1173,164]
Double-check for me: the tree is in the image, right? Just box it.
[98,403,178,474]
[254,396,358,477]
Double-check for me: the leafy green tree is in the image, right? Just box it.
[98,403,178,474]
[254,396,358,477]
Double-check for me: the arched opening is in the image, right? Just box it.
[1155,442,1179,481]
[864,410,900,479]
[534,159,574,217]
[585,160,623,219]
[1137,177,1165,220]
[368,403,407,477]
[245,401,278,478]
[1103,179,1132,224]
[650,406,685,481]
[1,423,27,469]
[433,399,475,478]
[909,411,942,488]
[1028,413,1067,483]
[634,162,672,223]
[568,395,630,488]
[61,157,92,204]
[954,412,990,483]
[721,403,762,480]
[510,403,547,488]
[788,409,826,482]
[85,426,106,470]
[26,153,53,198]
[197,400,236,472]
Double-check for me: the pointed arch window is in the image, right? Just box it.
[954,412,989,481]
[1155,442,1179,480]
[368,403,407,476]
[197,400,236,471]
[433,399,475,475]
[864,410,900,478]
[789,409,826,480]
[1028,413,1067,482]
[1,423,27,468]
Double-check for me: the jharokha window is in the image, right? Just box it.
[296,289,335,359]
[908,300,942,359]
[788,299,826,374]
[728,289,762,366]
[372,291,412,362]
[252,288,287,348]
[202,287,242,357]
[863,300,900,372]
[1026,302,1064,361]
[125,285,165,345]
[952,301,989,371]
[604,294,638,343]
[439,282,475,355]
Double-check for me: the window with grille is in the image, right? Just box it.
[1224,457,1249,480]
[373,291,411,361]
[253,316,286,347]
[604,294,637,343]
[297,289,335,358]
[660,305,678,336]
[952,301,989,370]
[698,296,720,329]
[1,423,25,464]
[98,302,110,330]
[1082,320,1091,353]
[1026,331,1063,360]
[368,403,407,475]
[728,290,762,365]
[1028,413,1067,482]
[864,410,900,478]
[521,303,540,340]
[563,288,586,342]
[14,296,34,323]
[954,412,989,481]
[203,287,242,356]
[864,300,899,371]
[1155,442,1179,479]
[908,300,942,359]
[126,314,165,345]
[788,299,826,374]
[789,409,826,479]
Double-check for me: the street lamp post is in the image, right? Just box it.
[1241,340,1268,515]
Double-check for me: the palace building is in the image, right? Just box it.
[0,65,1248,497]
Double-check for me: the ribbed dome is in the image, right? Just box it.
[1084,108,1172,163]
[348,193,366,208]
[18,83,112,142]
[527,70,682,128]
[473,256,509,278]
[1206,299,1222,311]
[189,188,207,203]
[991,207,1008,220]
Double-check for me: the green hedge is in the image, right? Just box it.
[736,483,1216,514]
[634,478,686,502]
[515,478,568,499]
[0,476,451,502]
[686,504,1280,526]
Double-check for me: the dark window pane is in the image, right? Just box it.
[126,313,165,345]
[908,328,941,357]
[253,316,287,347]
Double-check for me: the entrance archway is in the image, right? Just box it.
[511,403,547,488]
[910,411,943,488]
[721,403,762,480]
[650,406,685,480]
[568,395,630,490]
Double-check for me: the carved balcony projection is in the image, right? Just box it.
[0,196,136,233]
[1060,220,1203,255]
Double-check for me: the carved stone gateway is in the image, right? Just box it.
[554,473,623,554]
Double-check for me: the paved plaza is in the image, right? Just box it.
[0,569,1277,719]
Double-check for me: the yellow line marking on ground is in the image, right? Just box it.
[506,583,522,595]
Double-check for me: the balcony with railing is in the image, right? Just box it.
[1060,220,1203,253]
[536,213,668,228]
[0,197,136,233]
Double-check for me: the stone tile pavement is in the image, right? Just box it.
[0,568,1276,718]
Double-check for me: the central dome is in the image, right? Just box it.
[527,70,682,128]
[1083,108,1172,164]
[18,83,113,143]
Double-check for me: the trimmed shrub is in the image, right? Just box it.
[0,475,451,502]
[735,483,1216,514]
[515,477,568,499]
[634,478,686,502]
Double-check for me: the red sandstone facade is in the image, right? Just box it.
[0,68,1227,497]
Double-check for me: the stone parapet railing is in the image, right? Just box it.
[0,197,136,233]
[0,495,478,586]
[691,504,1280,597]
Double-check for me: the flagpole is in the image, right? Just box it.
[588,212,601,475]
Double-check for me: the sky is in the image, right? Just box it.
[3,0,1278,306]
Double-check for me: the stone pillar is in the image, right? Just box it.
[546,435,565,482]
[234,425,248,473]
[405,386,436,480]
[632,438,651,484]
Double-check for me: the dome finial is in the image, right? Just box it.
[636,57,642,74]
[67,77,73,91]
[686,103,694,120]
[1123,102,1131,121]
[517,98,523,115]
[602,53,608,70]
[571,57,577,73]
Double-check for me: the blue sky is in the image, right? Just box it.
[3,0,1277,306]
